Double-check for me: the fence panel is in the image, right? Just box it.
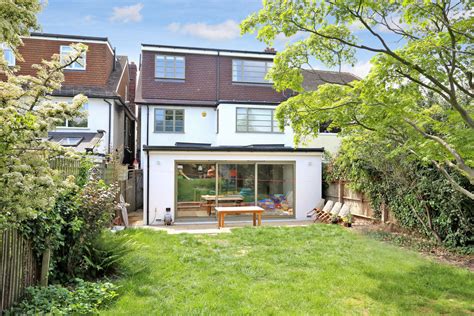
[0,229,38,312]
[325,181,376,218]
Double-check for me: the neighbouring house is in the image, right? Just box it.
[136,44,358,224]
[2,33,137,163]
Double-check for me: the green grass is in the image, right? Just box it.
[102,225,473,315]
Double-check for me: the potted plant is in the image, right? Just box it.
[330,214,339,224]
[342,214,353,227]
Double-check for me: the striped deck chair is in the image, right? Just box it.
[320,202,343,223]
[338,204,351,219]
[314,200,334,222]
[306,199,325,218]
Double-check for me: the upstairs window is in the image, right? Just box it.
[155,55,185,80]
[1,43,15,66]
[236,107,281,133]
[58,103,89,128]
[154,109,184,133]
[232,59,273,84]
[60,45,86,70]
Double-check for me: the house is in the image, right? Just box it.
[136,43,358,225]
[3,33,137,163]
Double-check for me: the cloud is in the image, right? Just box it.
[110,3,143,23]
[166,19,240,41]
[83,15,95,24]
[341,60,372,78]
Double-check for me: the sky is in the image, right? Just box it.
[37,0,380,78]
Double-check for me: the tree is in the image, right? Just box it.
[241,0,473,199]
[0,0,88,228]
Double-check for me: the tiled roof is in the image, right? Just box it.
[52,56,128,99]
[48,131,105,153]
[301,69,360,91]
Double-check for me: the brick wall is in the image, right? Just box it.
[12,37,114,87]
[140,50,286,103]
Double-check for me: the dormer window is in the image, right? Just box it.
[232,59,273,84]
[60,45,86,70]
[1,43,15,66]
[155,55,185,80]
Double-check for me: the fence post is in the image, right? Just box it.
[40,239,51,287]
[338,181,344,203]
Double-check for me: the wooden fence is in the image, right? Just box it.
[325,180,395,222]
[50,157,82,179]
[0,229,38,312]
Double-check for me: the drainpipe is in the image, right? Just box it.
[104,99,112,154]
[146,105,150,225]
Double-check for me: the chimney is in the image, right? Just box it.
[128,62,137,110]
[264,47,276,53]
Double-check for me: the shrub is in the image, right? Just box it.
[7,279,118,315]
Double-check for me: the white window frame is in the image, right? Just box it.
[155,54,185,80]
[60,45,86,70]
[154,108,185,133]
[232,59,273,84]
[57,103,89,128]
[236,107,282,133]
[1,43,15,66]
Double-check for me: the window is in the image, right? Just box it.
[59,137,83,146]
[155,55,185,79]
[58,103,89,128]
[60,45,86,70]
[236,107,281,133]
[232,59,273,83]
[154,109,184,132]
[1,43,15,66]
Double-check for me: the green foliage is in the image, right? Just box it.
[0,0,90,229]
[21,167,119,282]
[328,133,473,248]
[7,279,118,315]
[83,231,140,279]
[242,0,474,199]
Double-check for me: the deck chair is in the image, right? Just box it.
[314,200,334,222]
[338,204,351,219]
[320,202,343,223]
[306,199,325,218]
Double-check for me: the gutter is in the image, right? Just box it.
[146,105,150,225]
[104,99,112,154]
[142,145,324,153]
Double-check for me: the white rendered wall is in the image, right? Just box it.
[144,105,217,147]
[51,96,116,154]
[143,151,322,224]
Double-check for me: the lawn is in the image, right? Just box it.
[102,225,473,315]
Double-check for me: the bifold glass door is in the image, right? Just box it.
[176,162,295,219]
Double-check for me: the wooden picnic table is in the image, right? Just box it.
[201,195,244,216]
[215,206,264,228]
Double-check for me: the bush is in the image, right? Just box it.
[7,279,118,315]
[22,164,120,282]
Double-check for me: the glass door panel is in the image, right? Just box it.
[257,164,294,217]
[176,163,216,218]
[217,164,255,206]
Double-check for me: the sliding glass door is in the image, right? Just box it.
[257,164,295,216]
[176,161,295,219]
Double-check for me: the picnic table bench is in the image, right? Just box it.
[201,195,244,216]
[215,206,264,228]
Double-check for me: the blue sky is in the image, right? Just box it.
[37,0,379,77]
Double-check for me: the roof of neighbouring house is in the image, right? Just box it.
[48,131,105,153]
[301,69,360,90]
[52,55,129,99]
